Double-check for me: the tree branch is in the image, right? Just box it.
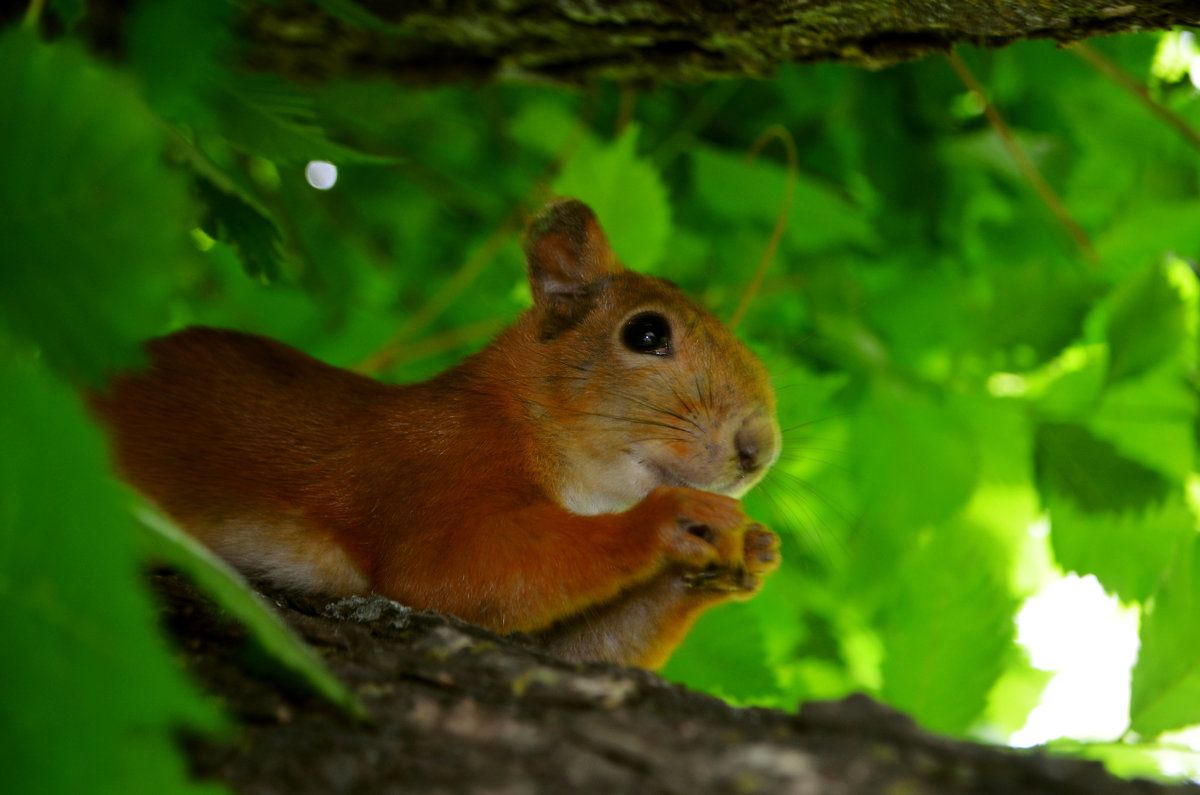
[159,573,1194,794]
[71,0,1200,87]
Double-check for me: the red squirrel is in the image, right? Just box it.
[91,198,782,669]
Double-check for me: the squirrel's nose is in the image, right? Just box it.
[734,412,780,475]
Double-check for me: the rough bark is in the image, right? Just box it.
[156,573,1196,794]
[66,0,1200,86]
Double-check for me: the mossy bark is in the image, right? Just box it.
[160,573,1192,794]
[70,0,1200,86]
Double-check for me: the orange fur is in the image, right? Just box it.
[90,198,781,668]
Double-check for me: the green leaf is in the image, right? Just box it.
[1047,490,1194,603]
[690,144,874,254]
[0,361,224,795]
[880,521,1018,735]
[983,648,1053,738]
[196,176,286,282]
[662,601,780,705]
[507,98,581,156]
[1020,344,1108,421]
[1096,201,1200,273]
[218,74,398,166]
[1034,423,1171,514]
[1130,534,1200,737]
[851,384,980,534]
[0,29,192,382]
[1151,30,1197,83]
[49,0,86,29]
[1090,364,1196,482]
[553,125,672,272]
[974,259,1099,364]
[137,509,368,721]
[1106,258,1194,384]
[127,0,233,125]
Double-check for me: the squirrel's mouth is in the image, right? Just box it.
[645,460,691,489]
[645,459,748,497]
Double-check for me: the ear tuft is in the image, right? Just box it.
[523,198,622,337]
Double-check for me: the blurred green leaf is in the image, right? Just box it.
[1130,534,1200,738]
[1151,30,1197,84]
[127,0,232,126]
[851,384,979,533]
[0,28,193,382]
[662,601,779,704]
[690,144,874,254]
[49,0,86,29]
[983,648,1053,737]
[1106,258,1193,383]
[880,521,1018,734]
[1090,364,1196,482]
[553,125,671,271]
[1047,490,1194,603]
[137,509,368,721]
[507,98,581,155]
[1021,343,1108,421]
[0,361,224,795]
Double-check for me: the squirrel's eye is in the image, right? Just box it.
[621,311,672,356]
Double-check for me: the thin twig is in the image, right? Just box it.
[352,213,520,375]
[615,85,637,136]
[729,123,797,331]
[369,316,507,371]
[1072,41,1200,153]
[946,49,1099,269]
[355,97,597,376]
[23,0,45,28]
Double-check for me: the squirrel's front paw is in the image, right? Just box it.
[683,521,780,596]
[639,486,779,595]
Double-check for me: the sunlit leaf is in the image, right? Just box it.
[1130,534,1200,738]
[1151,30,1197,83]
[851,384,979,534]
[1090,364,1196,482]
[880,521,1018,734]
[663,601,779,704]
[983,647,1053,738]
[1047,490,1194,603]
[1106,259,1194,384]
[554,125,671,272]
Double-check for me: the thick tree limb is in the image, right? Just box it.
[157,573,1195,794]
[68,0,1200,86]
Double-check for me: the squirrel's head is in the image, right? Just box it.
[516,198,780,516]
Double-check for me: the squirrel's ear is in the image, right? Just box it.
[523,198,622,337]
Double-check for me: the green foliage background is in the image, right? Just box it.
[4,0,1200,788]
